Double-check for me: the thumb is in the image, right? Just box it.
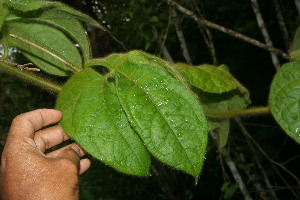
[56,146,81,167]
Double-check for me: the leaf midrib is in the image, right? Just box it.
[116,69,199,173]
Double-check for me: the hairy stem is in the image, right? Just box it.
[0,59,62,94]
[204,106,270,118]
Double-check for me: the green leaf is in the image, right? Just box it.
[174,63,245,93]
[269,62,300,144]
[0,1,4,31]
[4,21,82,76]
[86,50,209,176]
[197,88,250,148]
[174,63,250,148]
[56,68,150,176]
[4,0,103,29]
[27,10,92,62]
[4,0,50,12]
[290,26,300,61]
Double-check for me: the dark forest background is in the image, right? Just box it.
[1,0,300,199]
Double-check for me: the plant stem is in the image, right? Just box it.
[204,106,270,118]
[0,59,62,94]
[163,0,290,60]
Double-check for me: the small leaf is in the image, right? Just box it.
[56,68,150,176]
[290,26,300,61]
[149,16,159,22]
[86,50,209,176]
[197,88,250,148]
[269,62,300,144]
[174,63,245,93]
[4,21,82,76]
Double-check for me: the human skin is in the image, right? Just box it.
[0,109,91,200]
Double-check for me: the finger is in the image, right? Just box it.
[56,146,81,166]
[9,109,62,139]
[46,143,87,158]
[79,158,91,175]
[34,125,70,152]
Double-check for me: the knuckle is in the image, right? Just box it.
[57,158,78,172]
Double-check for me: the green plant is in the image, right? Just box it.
[0,0,299,181]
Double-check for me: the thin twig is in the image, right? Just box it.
[211,131,253,200]
[162,0,290,60]
[234,117,280,199]
[0,58,40,71]
[190,0,218,65]
[250,0,281,71]
[274,0,290,50]
[235,118,300,191]
[152,25,174,63]
[158,8,173,61]
[237,152,269,200]
[171,9,193,65]
[293,0,300,16]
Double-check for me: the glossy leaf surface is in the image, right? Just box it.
[56,68,150,176]
[85,51,208,176]
[269,62,300,144]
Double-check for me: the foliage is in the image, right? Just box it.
[1,0,300,199]
[269,62,300,144]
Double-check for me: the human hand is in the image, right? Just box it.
[0,109,91,200]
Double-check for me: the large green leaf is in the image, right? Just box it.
[174,63,245,93]
[269,62,300,144]
[26,10,92,62]
[56,68,150,176]
[85,51,208,176]
[4,21,82,76]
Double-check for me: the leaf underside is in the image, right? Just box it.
[4,21,82,76]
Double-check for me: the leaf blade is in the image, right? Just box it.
[56,68,151,176]
[28,10,92,62]
[93,51,209,176]
[174,63,243,93]
[4,21,82,76]
[269,62,300,144]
